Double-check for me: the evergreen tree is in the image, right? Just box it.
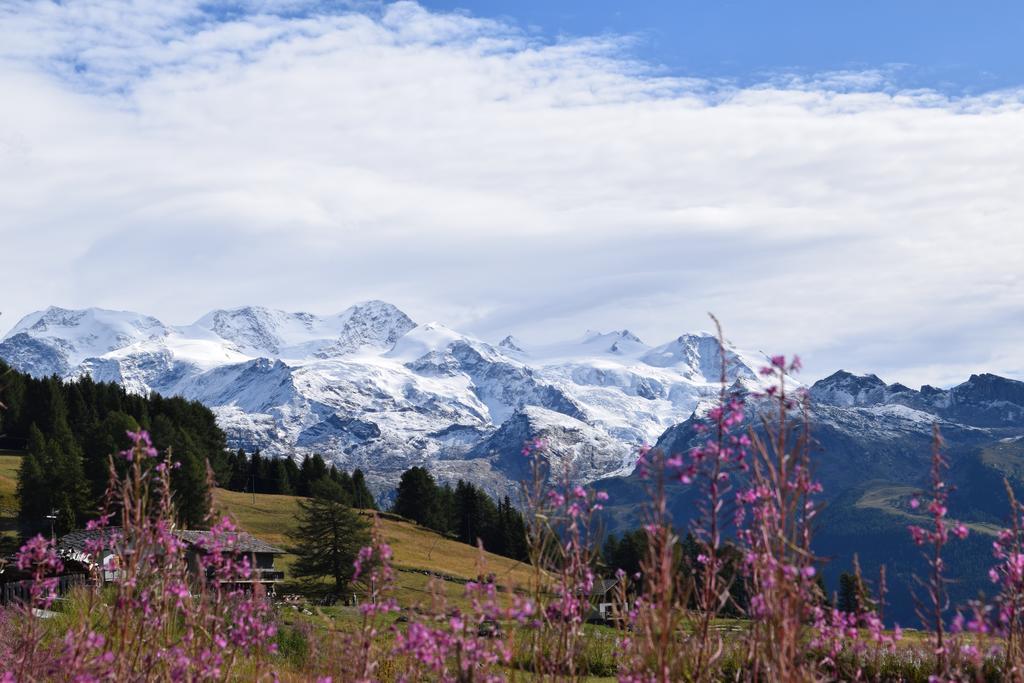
[289,479,370,597]
[83,411,140,500]
[3,361,228,529]
[152,415,209,528]
[350,469,376,510]
[436,483,456,534]
[309,454,329,482]
[604,529,647,579]
[297,455,314,496]
[49,435,89,525]
[228,449,249,491]
[16,425,50,534]
[838,572,860,613]
[453,480,498,547]
[297,454,328,495]
[283,456,301,493]
[271,458,292,495]
[393,467,440,528]
[249,449,264,494]
[497,496,528,561]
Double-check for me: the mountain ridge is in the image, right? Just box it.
[0,303,767,495]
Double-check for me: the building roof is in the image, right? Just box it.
[57,528,118,554]
[177,530,285,555]
[58,527,285,555]
[590,579,619,596]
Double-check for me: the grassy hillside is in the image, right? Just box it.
[0,452,21,550]
[0,451,19,500]
[854,480,1002,536]
[2,461,534,604]
[211,487,536,606]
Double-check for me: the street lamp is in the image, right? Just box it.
[45,508,58,540]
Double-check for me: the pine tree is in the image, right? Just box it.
[393,467,440,528]
[283,457,300,493]
[454,480,495,546]
[152,415,209,528]
[289,480,370,597]
[497,496,527,561]
[16,425,50,534]
[350,469,376,510]
[228,449,249,491]
[838,572,860,613]
[49,435,89,525]
[249,449,264,494]
[271,458,292,495]
[297,455,314,496]
[84,411,140,499]
[309,454,328,482]
[297,454,329,496]
[436,483,456,533]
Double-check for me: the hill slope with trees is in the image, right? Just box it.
[0,361,227,531]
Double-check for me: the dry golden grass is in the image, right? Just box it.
[0,452,22,544]
[5,460,537,589]
[211,487,536,606]
[0,452,20,500]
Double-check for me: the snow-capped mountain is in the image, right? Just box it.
[1,307,172,377]
[0,303,763,495]
[809,369,1024,427]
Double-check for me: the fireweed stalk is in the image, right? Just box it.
[683,316,750,682]
[989,480,1024,676]
[4,534,64,680]
[1,431,279,682]
[947,477,1022,677]
[907,425,969,678]
[615,323,750,682]
[808,556,901,677]
[737,355,821,682]
[349,518,400,682]
[521,439,606,681]
[392,547,529,682]
[614,445,693,682]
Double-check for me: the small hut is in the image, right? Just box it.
[53,527,286,593]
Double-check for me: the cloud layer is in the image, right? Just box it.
[1,0,1021,387]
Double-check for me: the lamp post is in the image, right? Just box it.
[45,508,58,540]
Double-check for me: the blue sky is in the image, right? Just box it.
[421,0,1024,93]
[0,1,1022,387]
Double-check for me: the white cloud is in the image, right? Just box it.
[0,0,1022,388]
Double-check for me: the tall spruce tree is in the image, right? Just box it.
[16,425,50,534]
[838,572,860,613]
[289,479,370,596]
[271,458,292,495]
[228,449,249,491]
[393,467,441,529]
[350,469,376,510]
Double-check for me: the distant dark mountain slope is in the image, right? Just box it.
[597,371,1024,625]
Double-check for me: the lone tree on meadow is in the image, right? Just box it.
[289,479,370,597]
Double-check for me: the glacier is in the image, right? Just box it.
[0,302,764,496]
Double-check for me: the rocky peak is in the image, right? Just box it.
[326,300,416,355]
[498,335,524,353]
[196,306,292,354]
[809,370,889,407]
